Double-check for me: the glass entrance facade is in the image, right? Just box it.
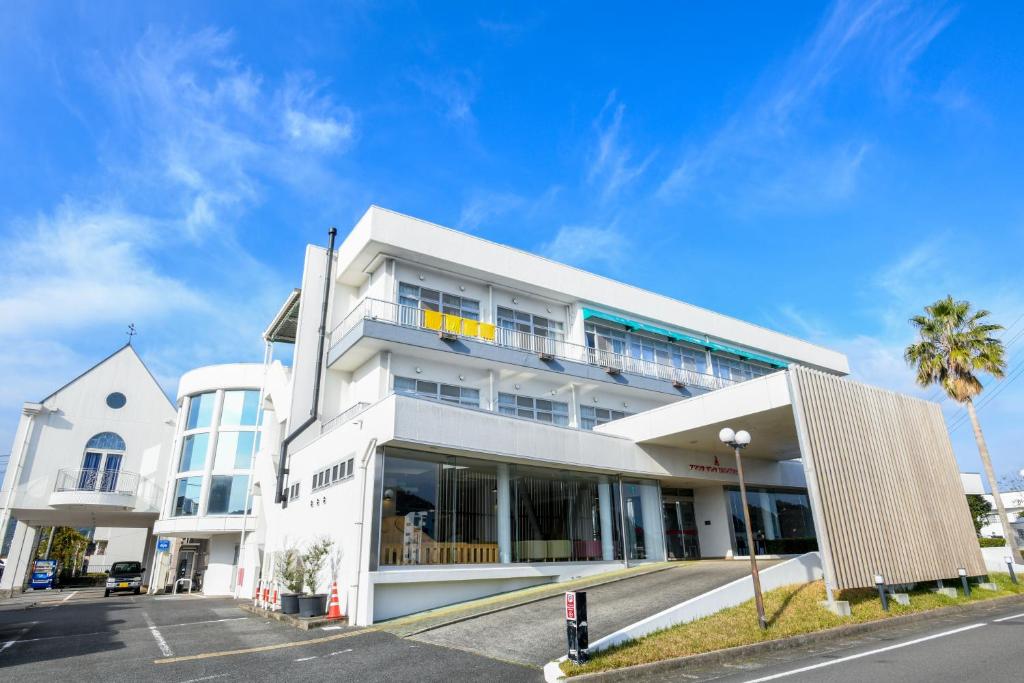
[726,486,817,556]
[662,488,700,560]
[378,448,665,566]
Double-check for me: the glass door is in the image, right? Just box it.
[662,496,700,560]
[101,454,122,492]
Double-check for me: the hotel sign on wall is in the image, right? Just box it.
[688,455,738,475]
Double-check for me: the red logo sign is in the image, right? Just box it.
[565,592,576,621]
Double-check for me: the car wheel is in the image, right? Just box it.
[134,588,141,595]
[104,589,110,597]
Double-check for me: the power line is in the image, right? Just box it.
[924,310,1024,404]
[949,362,1024,433]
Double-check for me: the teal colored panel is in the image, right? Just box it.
[584,307,788,368]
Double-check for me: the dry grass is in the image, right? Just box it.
[562,574,1024,676]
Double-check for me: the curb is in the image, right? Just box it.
[556,593,1024,681]
[238,602,350,631]
[395,562,679,637]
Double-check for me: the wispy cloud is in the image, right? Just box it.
[588,91,656,202]
[410,67,479,124]
[658,0,956,210]
[539,223,629,272]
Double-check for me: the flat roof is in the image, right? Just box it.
[330,206,850,374]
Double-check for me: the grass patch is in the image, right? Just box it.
[562,573,1023,676]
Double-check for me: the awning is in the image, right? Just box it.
[264,289,302,343]
[582,307,788,368]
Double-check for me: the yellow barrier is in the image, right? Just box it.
[423,309,443,331]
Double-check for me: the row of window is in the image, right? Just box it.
[287,482,301,502]
[399,283,481,320]
[312,457,355,491]
[395,377,631,430]
[172,474,251,516]
[179,430,257,473]
[186,390,261,431]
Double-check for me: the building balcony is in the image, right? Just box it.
[49,468,144,510]
[328,298,741,395]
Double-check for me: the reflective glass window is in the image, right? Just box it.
[208,475,251,515]
[187,393,216,430]
[179,433,209,472]
[173,476,203,516]
[221,390,260,426]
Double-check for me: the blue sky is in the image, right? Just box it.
[1,1,1022,483]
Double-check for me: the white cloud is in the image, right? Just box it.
[658,0,955,209]
[410,68,478,124]
[588,92,656,202]
[281,74,355,151]
[539,224,629,271]
[458,191,525,231]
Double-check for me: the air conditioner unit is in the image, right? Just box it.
[672,379,686,389]
[439,330,457,341]
[604,365,621,375]
[539,351,555,361]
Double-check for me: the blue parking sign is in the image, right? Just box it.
[157,539,171,552]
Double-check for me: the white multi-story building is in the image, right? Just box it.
[242,207,852,623]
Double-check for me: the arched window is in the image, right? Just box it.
[81,432,126,492]
[87,432,126,451]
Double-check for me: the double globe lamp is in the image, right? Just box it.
[719,427,767,630]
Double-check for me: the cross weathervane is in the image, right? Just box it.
[126,323,137,345]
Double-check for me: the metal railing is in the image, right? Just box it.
[320,401,372,435]
[54,468,140,496]
[330,298,741,392]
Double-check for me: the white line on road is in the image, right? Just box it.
[294,656,318,662]
[0,625,34,654]
[992,611,1024,623]
[327,648,353,656]
[61,591,79,603]
[143,612,174,658]
[742,622,987,682]
[179,674,230,683]
[320,625,342,631]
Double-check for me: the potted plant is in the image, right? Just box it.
[274,545,303,615]
[298,538,332,618]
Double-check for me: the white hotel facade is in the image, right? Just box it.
[3,206,984,621]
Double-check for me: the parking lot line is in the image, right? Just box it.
[143,611,174,658]
[153,626,375,664]
[0,624,35,654]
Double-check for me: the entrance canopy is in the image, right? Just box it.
[595,371,802,461]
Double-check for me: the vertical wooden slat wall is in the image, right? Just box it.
[791,366,986,589]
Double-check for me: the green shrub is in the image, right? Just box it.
[979,537,1006,547]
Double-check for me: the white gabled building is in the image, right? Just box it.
[0,345,175,594]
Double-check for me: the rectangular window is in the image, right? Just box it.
[399,282,479,320]
[213,431,256,471]
[726,487,817,556]
[208,475,250,515]
[579,405,632,431]
[179,433,209,472]
[712,356,772,383]
[585,322,709,375]
[313,457,356,492]
[497,393,569,426]
[221,390,260,426]
[288,482,300,501]
[186,393,216,430]
[173,476,203,516]
[497,307,564,339]
[394,376,479,408]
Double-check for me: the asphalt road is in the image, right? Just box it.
[412,559,774,666]
[0,588,539,682]
[633,597,1024,683]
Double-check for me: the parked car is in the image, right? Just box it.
[104,561,145,597]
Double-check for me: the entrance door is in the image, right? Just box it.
[662,497,700,560]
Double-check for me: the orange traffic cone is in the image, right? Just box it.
[262,584,270,609]
[326,581,343,620]
[253,579,261,606]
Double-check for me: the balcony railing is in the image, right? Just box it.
[321,401,372,435]
[331,298,741,392]
[54,468,140,496]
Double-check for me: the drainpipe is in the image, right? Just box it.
[275,228,337,504]
[351,438,378,624]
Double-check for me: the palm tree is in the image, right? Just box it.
[904,295,1020,563]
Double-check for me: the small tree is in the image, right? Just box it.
[273,544,303,594]
[966,494,994,536]
[301,538,332,595]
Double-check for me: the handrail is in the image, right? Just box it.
[54,468,140,496]
[320,401,372,435]
[330,298,743,391]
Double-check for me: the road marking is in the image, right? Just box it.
[179,674,230,683]
[992,611,1024,623]
[143,612,174,658]
[154,627,375,664]
[61,591,79,603]
[295,656,318,662]
[0,626,33,654]
[741,622,987,682]
[328,648,353,656]
[320,625,342,631]
[164,617,248,628]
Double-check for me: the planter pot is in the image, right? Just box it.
[298,594,327,618]
[280,593,301,615]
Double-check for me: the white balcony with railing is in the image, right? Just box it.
[49,468,161,512]
[330,297,741,392]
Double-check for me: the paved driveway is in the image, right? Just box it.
[0,591,538,682]
[412,559,771,666]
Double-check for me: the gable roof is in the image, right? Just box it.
[40,344,175,409]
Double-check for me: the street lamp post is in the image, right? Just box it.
[719,427,767,630]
